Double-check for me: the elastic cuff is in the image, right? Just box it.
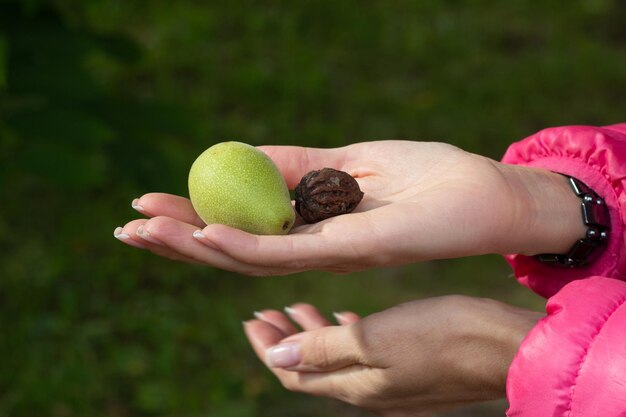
[506,277,626,417]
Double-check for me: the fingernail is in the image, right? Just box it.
[114,227,147,249]
[284,306,297,316]
[113,226,129,240]
[332,312,345,323]
[266,343,301,368]
[192,229,220,250]
[136,225,163,245]
[253,311,265,320]
[131,198,145,212]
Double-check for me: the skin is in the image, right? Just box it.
[244,298,542,417]
[115,141,585,276]
[111,141,585,414]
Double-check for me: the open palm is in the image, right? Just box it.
[115,141,533,275]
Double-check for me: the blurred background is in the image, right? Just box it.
[1,1,625,416]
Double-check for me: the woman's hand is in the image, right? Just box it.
[115,141,585,275]
[243,297,542,417]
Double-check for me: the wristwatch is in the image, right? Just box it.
[536,176,611,267]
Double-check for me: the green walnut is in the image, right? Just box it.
[188,141,295,235]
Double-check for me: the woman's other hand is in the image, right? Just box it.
[243,297,541,416]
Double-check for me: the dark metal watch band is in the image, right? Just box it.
[536,176,611,267]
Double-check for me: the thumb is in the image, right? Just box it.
[256,145,347,189]
[265,325,363,372]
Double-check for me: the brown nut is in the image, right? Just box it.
[294,168,364,223]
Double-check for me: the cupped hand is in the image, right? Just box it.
[243,298,541,417]
[114,141,584,275]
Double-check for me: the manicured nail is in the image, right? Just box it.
[284,306,298,317]
[192,230,220,250]
[266,343,301,368]
[114,227,147,249]
[113,226,129,240]
[253,311,265,320]
[333,312,345,323]
[136,225,163,245]
[131,198,145,212]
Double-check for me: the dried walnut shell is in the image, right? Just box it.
[294,168,364,223]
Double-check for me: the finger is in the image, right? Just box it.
[114,221,148,249]
[267,325,363,372]
[288,364,376,402]
[137,216,291,276]
[257,145,347,189]
[254,310,299,335]
[244,319,290,353]
[244,319,375,402]
[243,319,300,384]
[116,219,202,264]
[285,303,332,330]
[132,193,206,227]
[201,207,384,272]
[199,223,328,269]
[197,223,353,272]
[333,311,361,325]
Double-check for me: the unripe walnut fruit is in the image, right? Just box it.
[294,168,364,223]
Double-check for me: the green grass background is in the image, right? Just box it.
[1,1,625,416]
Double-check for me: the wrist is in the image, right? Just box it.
[458,298,542,397]
[495,162,587,256]
[493,307,543,388]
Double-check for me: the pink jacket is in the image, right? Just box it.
[501,123,626,416]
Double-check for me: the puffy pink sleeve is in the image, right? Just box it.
[501,123,626,298]
[506,276,626,416]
